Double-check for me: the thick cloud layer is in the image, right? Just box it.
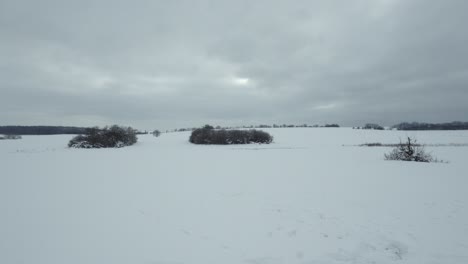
[1,0,467,129]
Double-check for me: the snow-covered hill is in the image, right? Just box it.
[1,128,468,264]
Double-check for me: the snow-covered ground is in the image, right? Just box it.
[1,128,468,264]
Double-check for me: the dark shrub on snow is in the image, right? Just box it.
[189,126,273,145]
[68,125,137,148]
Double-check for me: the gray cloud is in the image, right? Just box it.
[1,0,467,129]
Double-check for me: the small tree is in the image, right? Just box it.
[152,130,161,137]
[384,137,433,162]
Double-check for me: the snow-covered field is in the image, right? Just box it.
[1,128,468,264]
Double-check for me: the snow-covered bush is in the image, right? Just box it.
[68,125,137,148]
[384,137,433,162]
[189,126,273,145]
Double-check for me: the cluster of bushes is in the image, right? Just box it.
[189,125,273,145]
[68,125,137,148]
[363,123,384,130]
[384,137,434,162]
[0,134,22,140]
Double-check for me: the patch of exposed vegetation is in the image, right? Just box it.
[0,134,22,140]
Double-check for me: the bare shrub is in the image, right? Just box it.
[384,137,433,162]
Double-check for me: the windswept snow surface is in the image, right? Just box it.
[1,128,468,264]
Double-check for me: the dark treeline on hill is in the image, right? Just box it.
[169,123,340,133]
[393,122,468,130]
[189,125,273,145]
[359,123,384,130]
[0,126,87,135]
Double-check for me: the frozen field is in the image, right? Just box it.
[1,128,468,264]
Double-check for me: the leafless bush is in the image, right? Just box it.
[384,137,434,162]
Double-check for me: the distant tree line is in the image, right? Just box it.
[323,124,340,128]
[189,125,273,145]
[166,123,340,133]
[354,123,385,130]
[392,121,468,130]
[0,126,87,135]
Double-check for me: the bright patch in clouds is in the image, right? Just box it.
[231,77,250,86]
[92,76,114,89]
[314,103,337,110]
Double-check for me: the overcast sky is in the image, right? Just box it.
[1,0,467,130]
